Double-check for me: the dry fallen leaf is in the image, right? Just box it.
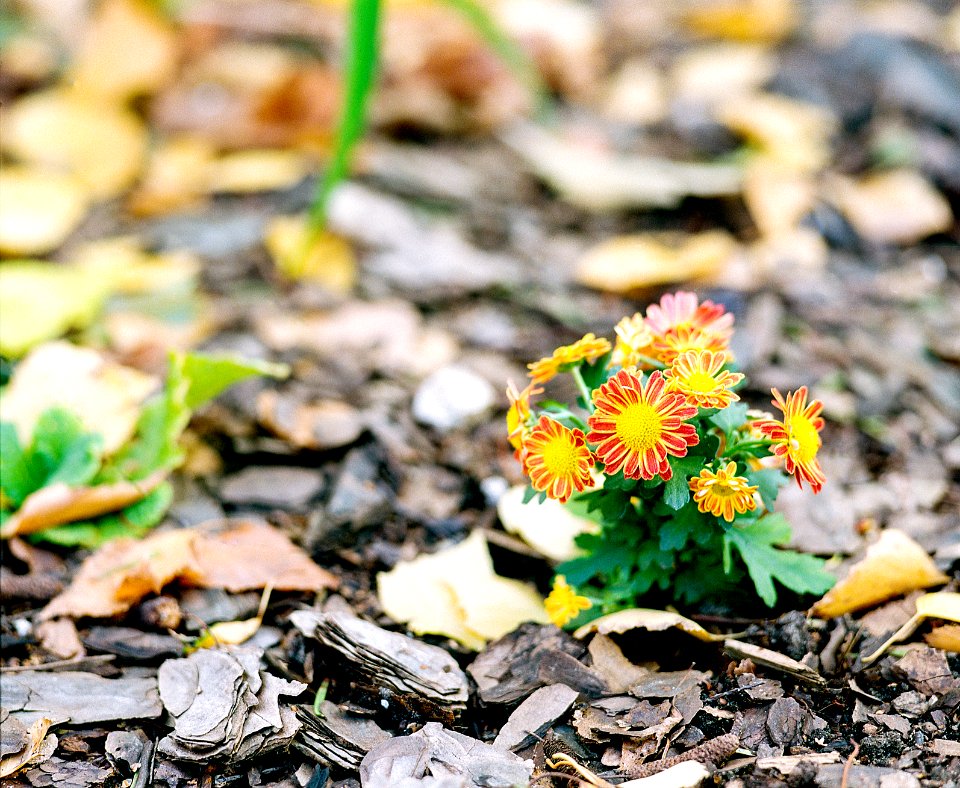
[0,717,57,779]
[127,136,216,216]
[825,169,953,245]
[925,623,960,653]
[4,88,148,199]
[206,149,311,194]
[496,484,597,561]
[263,215,357,294]
[862,592,960,664]
[0,472,166,539]
[190,586,272,650]
[573,607,724,642]
[72,236,200,296]
[811,529,949,619]
[669,43,775,106]
[378,530,548,650]
[742,166,817,235]
[0,168,89,256]
[576,231,737,293]
[69,0,178,103]
[682,0,797,42]
[0,341,160,454]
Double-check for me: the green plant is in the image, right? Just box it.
[508,291,835,626]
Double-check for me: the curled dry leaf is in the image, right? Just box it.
[377,530,548,650]
[0,717,57,779]
[497,484,597,561]
[0,472,166,539]
[576,231,737,293]
[1,341,160,454]
[862,592,960,664]
[573,608,724,642]
[811,529,948,619]
[0,168,89,256]
[3,88,148,199]
[190,586,272,651]
[263,215,357,294]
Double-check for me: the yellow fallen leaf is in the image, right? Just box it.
[496,484,597,562]
[4,89,148,199]
[742,165,816,235]
[264,215,357,294]
[862,592,960,664]
[206,149,311,194]
[925,624,960,653]
[0,342,160,454]
[127,136,216,217]
[72,236,200,295]
[0,168,89,256]
[0,265,113,357]
[190,586,272,651]
[69,0,178,103]
[825,169,953,246]
[0,718,57,778]
[377,530,549,650]
[576,231,736,293]
[811,530,948,619]
[683,0,797,43]
[573,607,724,642]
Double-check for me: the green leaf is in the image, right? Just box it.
[688,432,721,458]
[1,422,35,508]
[745,467,788,511]
[579,353,613,392]
[723,515,835,606]
[663,455,704,510]
[179,352,289,410]
[658,504,704,551]
[710,402,749,434]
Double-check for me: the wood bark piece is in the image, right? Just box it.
[493,684,579,751]
[0,671,162,726]
[295,702,390,770]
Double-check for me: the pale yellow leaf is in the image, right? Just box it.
[127,136,216,217]
[915,591,960,623]
[191,586,272,650]
[377,530,549,650]
[496,484,597,562]
[0,342,160,454]
[577,231,736,293]
[925,624,960,653]
[0,168,89,256]
[69,0,178,103]
[206,150,311,194]
[72,236,200,295]
[264,215,357,294]
[4,89,148,199]
[573,607,723,642]
[811,530,948,619]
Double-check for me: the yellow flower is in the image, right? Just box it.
[664,350,744,409]
[521,415,594,503]
[587,369,699,480]
[545,575,591,627]
[689,461,758,521]
[755,387,826,493]
[527,333,612,384]
[506,380,541,450]
[612,313,654,367]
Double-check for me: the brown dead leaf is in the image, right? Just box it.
[573,608,724,642]
[187,520,337,592]
[811,529,949,618]
[0,717,57,779]
[69,0,179,103]
[263,216,357,293]
[576,231,737,293]
[743,165,817,235]
[4,89,148,199]
[41,529,199,620]
[0,167,89,256]
[1,342,160,455]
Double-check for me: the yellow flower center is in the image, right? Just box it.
[541,434,580,477]
[682,370,719,393]
[787,414,820,463]
[615,402,663,452]
[711,483,736,497]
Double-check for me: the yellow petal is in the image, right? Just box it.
[4,89,148,199]
[264,215,357,294]
[0,168,89,256]
[573,607,724,642]
[811,530,949,619]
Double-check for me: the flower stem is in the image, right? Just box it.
[630,353,667,370]
[570,366,594,411]
[722,439,772,458]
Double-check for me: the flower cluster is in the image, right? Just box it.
[508,292,834,625]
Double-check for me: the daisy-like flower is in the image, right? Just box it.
[545,575,591,627]
[521,415,594,503]
[587,369,699,480]
[644,291,734,340]
[755,387,826,492]
[505,380,542,450]
[527,333,612,385]
[664,350,744,409]
[650,325,731,365]
[689,461,758,521]
[612,313,654,367]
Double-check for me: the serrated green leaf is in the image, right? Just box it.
[663,455,704,510]
[710,402,749,434]
[723,515,834,606]
[659,506,699,551]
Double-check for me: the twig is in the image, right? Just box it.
[624,733,740,778]
[0,654,114,672]
[840,739,860,788]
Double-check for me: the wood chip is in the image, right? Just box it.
[723,641,826,686]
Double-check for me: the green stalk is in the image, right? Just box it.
[307,0,381,234]
[569,366,594,411]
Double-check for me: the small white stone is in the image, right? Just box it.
[412,365,495,433]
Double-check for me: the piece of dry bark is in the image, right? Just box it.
[295,702,390,770]
[290,609,468,719]
[723,640,826,686]
[1,671,162,726]
[23,755,115,788]
[622,732,740,778]
[493,684,579,751]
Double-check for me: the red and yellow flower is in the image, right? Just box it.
[587,369,699,480]
[664,350,744,409]
[688,462,758,521]
[612,313,655,367]
[755,387,826,493]
[644,291,734,340]
[506,380,541,450]
[527,334,612,384]
[521,415,594,503]
[650,325,731,365]
[545,575,592,627]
